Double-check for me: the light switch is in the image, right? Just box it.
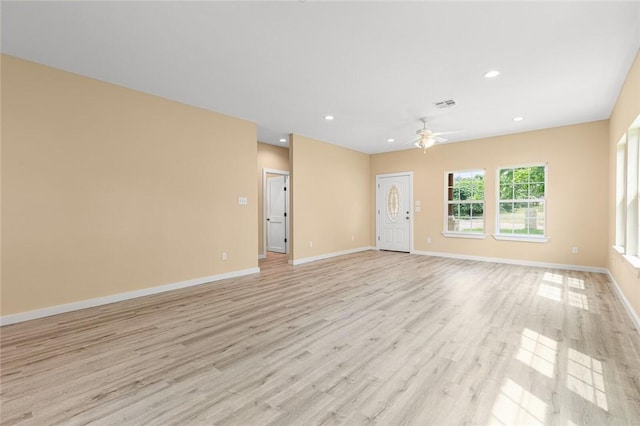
[238,197,248,205]
[415,206,421,212]
[415,200,421,206]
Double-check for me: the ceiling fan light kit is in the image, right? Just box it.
[412,117,448,153]
[415,137,436,153]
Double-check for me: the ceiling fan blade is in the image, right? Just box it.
[434,136,448,143]
[432,130,458,136]
[404,136,420,145]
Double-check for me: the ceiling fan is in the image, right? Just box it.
[412,118,448,153]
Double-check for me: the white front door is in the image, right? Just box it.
[376,173,412,252]
[267,175,287,253]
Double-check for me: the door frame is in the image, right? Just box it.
[263,168,290,257]
[375,171,414,253]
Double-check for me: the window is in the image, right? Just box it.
[495,164,548,242]
[615,115,640,266]
[444,169,485,238]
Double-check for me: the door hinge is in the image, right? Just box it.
[377,184,380,188]
[284,212,287,217]
[377,236,380,241]
[284,238,287,243]
[284,187,287,191]
[377,209,380,214]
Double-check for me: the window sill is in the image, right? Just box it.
[492,234,550,243]
[623,255,640,269]
[442,232,487,240]
[613,246,640,269]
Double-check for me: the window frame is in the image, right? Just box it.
[615,116,640,268]
[493,163,549,243]
[442,168,487,239]
[615,137,627,249]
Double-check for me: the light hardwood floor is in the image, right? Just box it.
[1,251,639,425]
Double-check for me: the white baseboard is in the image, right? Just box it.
[0,267,260,326]
[289,246,375,266]
[607,270,640,333]
[258,253,267,260]
[411,250,608,274]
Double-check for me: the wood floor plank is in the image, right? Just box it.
[1,251,639,425]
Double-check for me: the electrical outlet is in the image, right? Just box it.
[222,252,227,260]
[571,247,578,254]
[238,197,248,205]
[427,237,432,244]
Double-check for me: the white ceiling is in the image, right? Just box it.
[2,1,639,154]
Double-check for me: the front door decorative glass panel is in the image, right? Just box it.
[387,184,400,222]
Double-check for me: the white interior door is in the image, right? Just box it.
[267,175,287,253]
[376,173,412,252]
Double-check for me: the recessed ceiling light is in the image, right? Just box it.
[279,138,287,143]
[484,70,500,79]
[324,115,334,120]
[387,138,395,143]
[513,116,524,122]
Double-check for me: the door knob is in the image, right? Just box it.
[266,218,270,221]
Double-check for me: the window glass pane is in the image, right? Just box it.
[469,180,483,200]
[499,202,513,214]
[500,168,513,186]
[510,202,527,234]
[499,202,514,234]
[524,203,540,235]
[529,166,545,183]
[533,204,545,235]
[467,203,484,233]
[471,218,484,232]
[530,183,545,199]
[500,184,513,200]
[513,168,529,186]
[472,203,484,216]
[448,203,461,231]
[514,184,528,200]
[455,177,471,200]
[453,187,461,201]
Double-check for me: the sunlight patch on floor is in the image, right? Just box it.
[568,291,590,311]
[567,277,585,290]
[516,328,558,378]
[489,378,547,426]
[538,283,563,302]
[567,348,608,411]
[543,272,564,285]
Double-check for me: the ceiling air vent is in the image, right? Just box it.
[433,99,457,109]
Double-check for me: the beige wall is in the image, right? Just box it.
[1,55,258,316]
[371,120,609,268]
[257,142,289,257]
[608,50,640,319]
[3,50,636,321]
[290,134,370,261]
